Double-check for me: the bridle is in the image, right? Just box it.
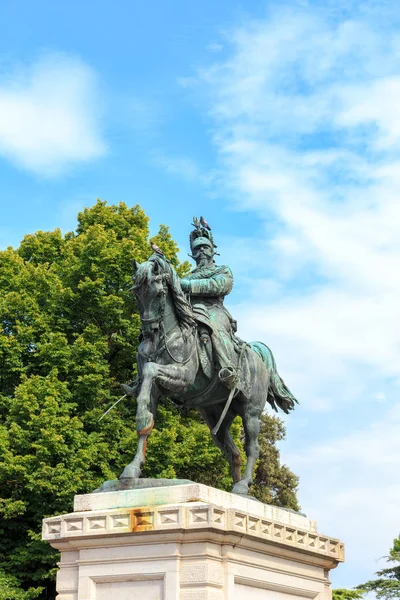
[137,276,167,334]
[135,272,195,365]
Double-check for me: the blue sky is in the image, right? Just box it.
[1,0,399,590]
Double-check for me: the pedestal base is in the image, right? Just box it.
[42,483,344,600]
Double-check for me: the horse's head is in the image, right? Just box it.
[132,254,196,337]
[132,256,169,334]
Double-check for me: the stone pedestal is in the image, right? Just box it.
[42,483,344,600]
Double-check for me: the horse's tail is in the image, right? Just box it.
[250,342,299,414]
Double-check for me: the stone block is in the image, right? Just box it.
[43,484,344,600]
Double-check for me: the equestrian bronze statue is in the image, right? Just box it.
[120,217,298,496]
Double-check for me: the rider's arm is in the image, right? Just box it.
[182,266,233,296]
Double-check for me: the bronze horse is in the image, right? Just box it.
[119,254,297,495]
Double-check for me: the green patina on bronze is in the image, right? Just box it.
[99,216,299,498]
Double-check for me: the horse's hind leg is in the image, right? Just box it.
[232,405,261,495]
[201,407,242,484]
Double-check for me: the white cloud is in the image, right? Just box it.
[0,53,107,176]
[187,1,400,588]
[283,402,400,586]
[193,5,400,409]
[151,151,215,184]
[207,42,223,53]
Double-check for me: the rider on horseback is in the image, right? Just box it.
[180,217,239,390]
[111,217,298,492]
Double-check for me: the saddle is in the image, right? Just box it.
[192,303,215,379]
[192,303,246,388]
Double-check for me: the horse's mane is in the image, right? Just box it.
[165,261,196,331]
[133,256,196,331]
[132,260,153,290]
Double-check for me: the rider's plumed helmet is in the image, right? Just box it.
[189,216,217,253]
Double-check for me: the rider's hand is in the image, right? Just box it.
[180,278,191,292]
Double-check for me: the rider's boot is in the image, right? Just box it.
[212,337,238,390]
[120,378,139,397]
[219,366,238,389]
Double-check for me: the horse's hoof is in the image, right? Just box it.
[119,465,141,479]
[232,481,250,495]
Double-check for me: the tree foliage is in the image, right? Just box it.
[332,589,365,600]
[356,535,400,600]
[0,200,299,599]
[251,413,299,510]
[332,535,400,600]
[0,570,42,600]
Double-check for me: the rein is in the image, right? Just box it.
[161,322,196,364]
[138,278,196,365]
[137,326,195,365]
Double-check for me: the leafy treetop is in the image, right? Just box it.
[332,589,365,600]
[356,535,400,600]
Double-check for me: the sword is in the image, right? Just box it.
[97,380,139,422]
[211,385,236,436]
[211,343,247,436]
[98,394,127,422]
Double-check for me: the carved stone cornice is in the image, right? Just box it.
[43,485,344,567]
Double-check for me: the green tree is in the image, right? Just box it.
[332,589,365,600]
[0,200,299,599]
[251,413,299,511]
[0,569,41,600]
[357,535,400,599]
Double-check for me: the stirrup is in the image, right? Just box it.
[218,367,237,390]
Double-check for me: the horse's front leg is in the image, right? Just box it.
[119,362,160,480]
[119,361,193,480]
[135,362,159,432]
[134,360,192,428]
